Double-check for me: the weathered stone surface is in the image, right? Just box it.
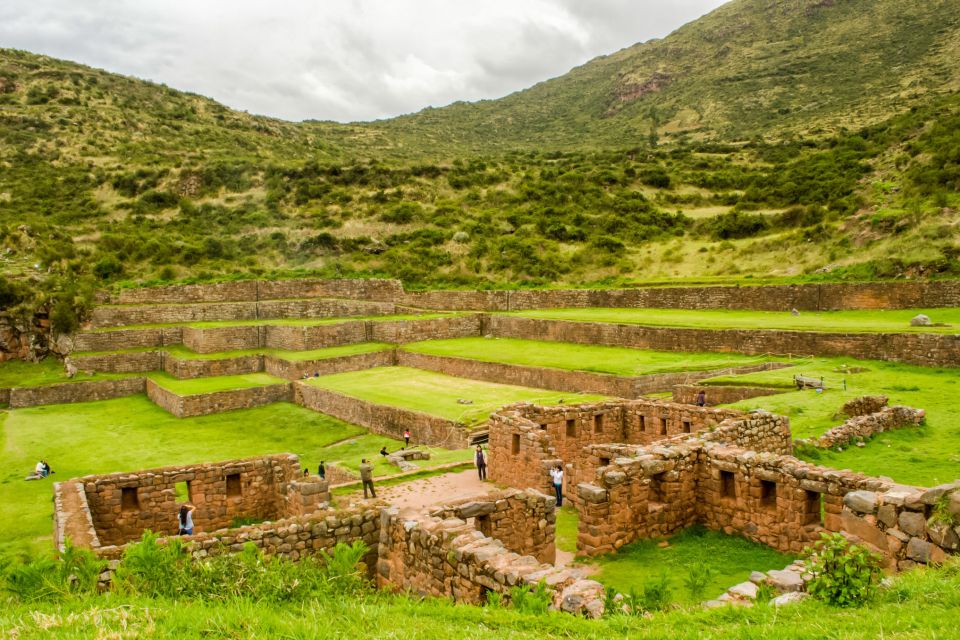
[728,581,759,600]
[906,537,933,563]
[766,569,804,593]
[772,591,810,607]
[844,491,878,514]
[899,511,927,538]
[910,314,932,327]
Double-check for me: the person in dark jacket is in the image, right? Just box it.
[318,461,326,480]
[475,445,487,481]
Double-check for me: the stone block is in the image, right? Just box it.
[899,511,927,537]
[843,491,878,515]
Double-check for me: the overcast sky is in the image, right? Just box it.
[1,0,727,123]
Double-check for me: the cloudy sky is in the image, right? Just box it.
[1,0,726,123]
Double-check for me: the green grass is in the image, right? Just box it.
[555,506,579,554]
[706,356,960,486]
[0,358,130,389]
[4,561,960,640]
[505,307,960,334]
[305,366,606,425]
[162,342,393,362]
[591,526,795,605]
[330,463,475,496]
[89,313,460,332]
[147,372,287,395]
[403,337,775,376]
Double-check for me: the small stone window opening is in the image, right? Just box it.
[174,481,191,503]
[639,415,646,432]
[649,473,666,504]
[804,490,824,525]
[599,457,611,468]
[760,480,777,509]
[539,423,549,431]
[121,487,140,511]
[659,416,668,436]
[476,514,493,537]
[226,473,242,497]
[593,414,604,433]
[511,433,521,455]
[566,419,576,437]
[720,471,736,499]
[682,420,692,434]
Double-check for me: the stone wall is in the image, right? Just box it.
[672,384,785,406]
[74,454,328,548]
[113,278,404,305]
[68,351,163,374]
[8,378,146,408]
[146,378,293,418]
[264,349,395,380]
[368,315,483,343]
[164,353,264,379]
[116,281,261,305]
[257,298,396,320]
[798,405,926,450]
[89,301,259,329]
[843,395,889,417]
[428,489,557,564]
[378,492,604,617]
[488,316,960,368]
[181,325,262,354]
[71,327,183,352]
[294,382,472,449]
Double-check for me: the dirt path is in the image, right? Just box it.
[372,468,490,514]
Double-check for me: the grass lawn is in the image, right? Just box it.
[591,525,795,604]
[0,358,129,389]
[147,372,288,395]
[0,396,475,554]
[305,366,606,425]
[706,356,960,486]
[556,506,579,553]
[89,313,461,332]
[505,307,960,334]
[403,337,776,376]
[161,342,393,362]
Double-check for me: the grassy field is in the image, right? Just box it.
[147,372,287,395]
[0,396,474,554]
[403,337,777,376]
[305,366,606,425]
[505,308,960,334]
[705,357,960,486]
[162,342,392,362]
[0,358,129,389]
[89,313,460,332]
[591,526,795,605]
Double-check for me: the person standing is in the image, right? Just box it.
[696,390,706,407]
[359,459,376,499]
[475,445,487,481]
[178,504,196,535]
[550,465,564,507]
[318,461,326,480]
[403,430,411,447]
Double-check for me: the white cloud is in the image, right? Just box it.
[0,0,727,122]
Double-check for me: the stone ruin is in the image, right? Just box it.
[53,456,606,616]
[487,398,950,574]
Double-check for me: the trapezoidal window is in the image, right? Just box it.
[121,487,140,511]
[593,414,604,433]
[720,471,736,499]
[804,490,824,525]
[511,434,521,455]
[539,423,549,431]
[649,473,666,504]
[639,415,646,432]
[659,416,668,435]
[760,480,777,509]
[682,420,692,434]
[174,481,191,503]
[566,419,576,438]
[226,473,242,497]
[599,457,611,468]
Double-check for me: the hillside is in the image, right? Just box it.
[1,0,960,335]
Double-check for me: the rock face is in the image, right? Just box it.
[910,314,932,326]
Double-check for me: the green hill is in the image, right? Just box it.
[1,0,960,329]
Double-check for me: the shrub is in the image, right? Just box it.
[640,573,673,611]
[804,532,881,607]
[683,561,714,601]
[509,580,551,615]
[1,542,104,602]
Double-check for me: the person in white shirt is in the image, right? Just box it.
[550,465,564,507]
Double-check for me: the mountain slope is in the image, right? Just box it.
[362,0,960,154]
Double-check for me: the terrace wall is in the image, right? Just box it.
[294,382,471,449]
[257,298,396,320]
[368,315,483,343]
[163,354,264,379]
[89,302,259,329]
[672,384,785,406]
[798,405,926,450]
[181,325,262,353]
[263,322,368,351]
[114,278,404,305]
[78,454,328,547]
[71,327,183,352]
[264,349,396,380]
[488,316,960,368]
[8,378,146,408]
[68,350,162,374]
[145,378,292,418]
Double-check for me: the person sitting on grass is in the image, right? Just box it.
[41,461,52,477]
[25,461,45,481]
[379,446,389,457]
[178,504,196,536]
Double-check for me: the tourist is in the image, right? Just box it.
[303,468,310,477]
[318,461,326,480]
[178,504,196,535]
[403,429,411,447]
[25,461,45,480]
[41,461,52,477]
[550,465,564,507]
[696,390,706,407]
[379,446,389,457]
[359,459,376,498]
[475,445,487,481]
